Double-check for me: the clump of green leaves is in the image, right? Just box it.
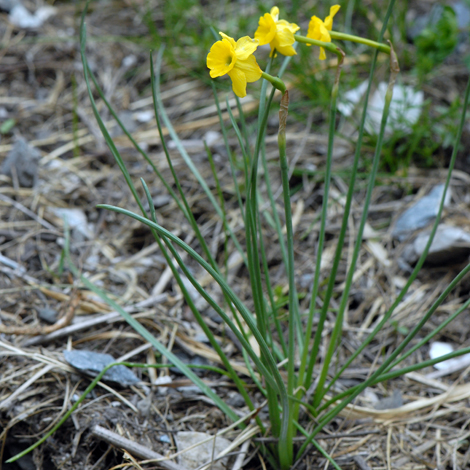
[414,5,459,78]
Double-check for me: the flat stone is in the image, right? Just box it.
[63,350,140,386]
[392,184,451,241]
[404,224,470,265]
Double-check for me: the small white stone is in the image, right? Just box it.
[135,110,154,123]
[122,55,137,68]
[429,342,454,370]
[176,432,232,470]
[9,5,56,29]
[203,130,222,147]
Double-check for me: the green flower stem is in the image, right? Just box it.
[245,89,276,338]
[278,90,295,469]
[329,30,391,54]
[211,83,246,223]
[244,86,283,454]
[299,51,344,397]
[259,56,289,360]
[261,72,286,94]
[294,35,343,60]
[249,86,288,464]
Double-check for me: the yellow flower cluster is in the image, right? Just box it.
[207,5,340,97]
[255,6,299,58]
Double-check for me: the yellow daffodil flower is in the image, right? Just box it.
[254,6,300,57]
[307,5,340,60]
[207,32,263,98]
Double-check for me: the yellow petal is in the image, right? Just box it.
[308,17,331,43]
[219,32,236,48]
[330,5,341,17]
[207,39,235,78]
[277,19,300,34]
[307,16,323,41]
[235,36,259,61]
[271,27,296,56]
[235,55,263,83]
[255,12,276,45]
[319,22,331,42]
[274,26,295,47]
[273,42,297,56]
[319,47,326,60]
[228,67,248,98]
[324,5,340,30]
[270,6,279,22]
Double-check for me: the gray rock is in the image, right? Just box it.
[226,391,246,408]
[453,1,470,29]
[404,224,470,265]
[392,184,451,241]
[0,0,15,12]
[37,307,58,324]
[63,350,140,386]
[1,137,40,187]
[373,389,403,410]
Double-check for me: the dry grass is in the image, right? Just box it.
[1,1,470,469]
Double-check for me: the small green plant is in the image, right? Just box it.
[370,93,465,172]
[8,1,470,469]
[0,118,15,134]
[414,4,459,79]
